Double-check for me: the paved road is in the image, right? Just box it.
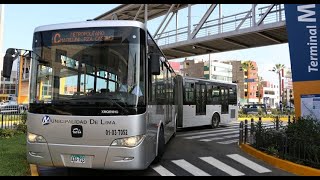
[38,121,293,176]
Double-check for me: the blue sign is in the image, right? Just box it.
[244,78,255,82]
[284,4,320,82]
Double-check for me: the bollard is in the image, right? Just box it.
[250,118,254,135]
[276,116,279,130]
[288,115,291,124]
[293,116,296,124]
[239,121,243,145]
[1,114,3,129]
[258,116,262,124]
[244,119,248,143]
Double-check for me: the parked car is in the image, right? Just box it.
[242,104,267,115]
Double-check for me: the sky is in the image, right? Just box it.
[2,4,291,84]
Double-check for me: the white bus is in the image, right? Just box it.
[3,20,177,170]
[175,76,238,128]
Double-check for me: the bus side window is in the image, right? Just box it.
[212,85,220,105]
[207,85,213,105]
[184,82,195,105]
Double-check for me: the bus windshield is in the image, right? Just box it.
[29,27,146,116]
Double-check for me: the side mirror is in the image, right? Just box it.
[3,48,17,78]
[150,54,160,75]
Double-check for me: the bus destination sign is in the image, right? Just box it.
[52,29,114,44]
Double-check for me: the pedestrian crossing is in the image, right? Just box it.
[178,121,275,144]
[151,154,272,176]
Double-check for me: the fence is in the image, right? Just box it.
[0,105,27,129]
[239,116,320,169]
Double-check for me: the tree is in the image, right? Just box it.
[272,64,285,106]
[241,61,255,103]
[256,76,263,103]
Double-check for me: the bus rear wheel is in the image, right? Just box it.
[211,113,220,129]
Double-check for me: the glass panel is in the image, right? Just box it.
[30,27,146,115]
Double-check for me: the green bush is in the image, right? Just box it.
[285,116,320,142]
[15,123,27,134]
[0,129,16,138]
[253,116,320,169]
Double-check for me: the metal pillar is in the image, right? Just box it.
[176,10,178,43]
[144,4,148,28]
[218,4,221,33]
[252,4,256,26]
[187,4,191,40]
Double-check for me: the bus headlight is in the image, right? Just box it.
[111,135,145,147]
[27,132,47,143]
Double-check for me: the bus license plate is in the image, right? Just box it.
[70,155,85,164]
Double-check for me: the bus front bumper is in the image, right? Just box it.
[27,139,149,170]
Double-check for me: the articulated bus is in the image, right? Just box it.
[175,76,238,128]
[3,20,177,170]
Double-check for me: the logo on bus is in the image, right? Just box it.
[101,110,119,114]
[71,125,83,138]
[42,115,51,125]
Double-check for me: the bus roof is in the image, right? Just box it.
[183,76,237,86]
[34,20,146,33]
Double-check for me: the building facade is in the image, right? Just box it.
[0,70,17,101]
[0,5,4,74]
[168,61,181,75]
[204,60,232,83]
[261,81,280,108]
[230,60,259,105]
[180,59,204,78]
[282,68,294,108]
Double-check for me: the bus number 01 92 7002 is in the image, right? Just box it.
[106,129,128,136]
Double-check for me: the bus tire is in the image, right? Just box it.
[211,113,220,129]
[153,126,165,163]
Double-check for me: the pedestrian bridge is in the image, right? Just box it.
[95,4,287,60]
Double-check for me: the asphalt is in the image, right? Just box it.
[37,122,294,176]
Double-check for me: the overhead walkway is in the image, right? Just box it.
[95,4,287,60]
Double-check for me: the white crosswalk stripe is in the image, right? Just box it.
[151,165,175,176]
[200,157,245,176]
[178,121,278,145]
[199,134,239,142]
[184,131,238,139]
[217,139,239,144]
[172,159,210,176]
[177,128,235,137]
[152,154,272,176]
[227,154,272,173]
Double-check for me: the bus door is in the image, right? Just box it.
[166,69,172,124]
[221,87,229,114]
[195,83,206,115]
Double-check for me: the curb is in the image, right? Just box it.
[30,164,39,176]
[240,144,320,176]
[237,117,289,121]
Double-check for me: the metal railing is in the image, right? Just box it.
[155,4,285,46]
[0,106,27,129]
[239,116,320,169]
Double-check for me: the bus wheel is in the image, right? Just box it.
[211,113,220,129]
[153,126,165,163]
